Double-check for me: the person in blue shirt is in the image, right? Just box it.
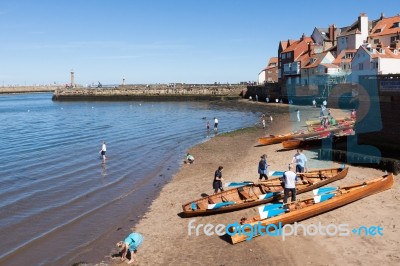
[292,149,308,173]
[117,232,144,264]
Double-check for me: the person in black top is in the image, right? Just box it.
[258,154,269,180]
[213,166,224,194]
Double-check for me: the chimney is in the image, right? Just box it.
[380,12,384,19]
[329,24,336,45]
[300,33,305,41]
[358,13,369,38]
[308,42,313,56]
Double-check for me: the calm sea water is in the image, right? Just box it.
[0,93,259,265]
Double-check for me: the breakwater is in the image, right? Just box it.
[52,84,246,101]
[0,86,59,94]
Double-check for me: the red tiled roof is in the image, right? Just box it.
[332,49,357,65]
[268,57,278,65]
[369,15,400,37]
[282,37,313,53]
[302,51,329,69]
[320,63,340,68]
[359,46,400,59]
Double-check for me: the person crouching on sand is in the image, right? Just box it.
[185,153,195,164]
[117,232,144,264]
[213,166,224,194]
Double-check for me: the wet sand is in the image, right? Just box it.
[100,100,399,266]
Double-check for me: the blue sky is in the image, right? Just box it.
[0,0,399,85]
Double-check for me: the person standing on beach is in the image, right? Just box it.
[282,164,298,204]
[214,117,219,132]
[206,121,210,131]
[292,149,307,173]
[213,166,224,194]
[312,99,316,108]
[351,109,356,120]
[270,115,273,123]
[296,109,300,122]
[100,141,107,162]
[262,117,266,129]
[117,232,144,264]
[258,154,269,180]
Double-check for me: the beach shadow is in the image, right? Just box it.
[219,233,233,244]
[276,148,292,152]
[254,144,267,147]
[177,212,187,218]
[201,193,209,197]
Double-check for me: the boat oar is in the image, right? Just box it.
[269,171,285,177]
[312,187,338,195]
[224,181,253,188]
[258,191,282,200]
[207,201,236,209]
[314,193,335,203]
[258,204,286,219]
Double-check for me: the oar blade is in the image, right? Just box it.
[207,201,236,209]
[225,181,253,188]
[258,205,286,219]
[269,171,284,177]
[312,187,337,195]
[258,191,282,200]
[314,193,335,203]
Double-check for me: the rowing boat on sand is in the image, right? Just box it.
[181,167,348,217]
[229,173,394,244]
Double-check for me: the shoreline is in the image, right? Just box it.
[96,101,399,266]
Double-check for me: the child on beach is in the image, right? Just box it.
[117,232,144,264]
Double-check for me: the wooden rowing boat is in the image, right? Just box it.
[307,120,355,132]
[258,124,353,146]
[229,173,394,244]
[181,167,349,217]
[281,129,355,150]
[306,117,350,126]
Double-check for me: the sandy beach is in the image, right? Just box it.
[101,100,399,266]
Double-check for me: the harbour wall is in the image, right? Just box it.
[0,86,59,94]
[52,84,246,101]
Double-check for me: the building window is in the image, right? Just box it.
[390,36,400,43]
[359,63,363,70]
[287,52,291,59]
[374,39,380,44]
[268,71,272,74]
[282,53,286,59]
[375,62,378,69]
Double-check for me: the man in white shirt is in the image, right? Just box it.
[282,164,298,204]
[100,141,107,162]
[214,117,219,131]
